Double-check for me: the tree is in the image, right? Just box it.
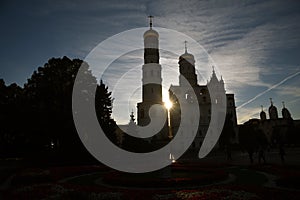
[23,56,83,152]
[0,80,27,157]
[95,80,117,144]
[0,56,116,162]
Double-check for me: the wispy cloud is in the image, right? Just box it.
[237,106,261,124]
[237,71,300,110]
[146,0,300,124]
[2,0,300,124]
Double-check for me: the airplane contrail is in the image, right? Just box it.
[237,70,300,110]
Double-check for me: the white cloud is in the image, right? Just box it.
[107,0,300,124]
[237,106,261,124]
[276,85,300,98]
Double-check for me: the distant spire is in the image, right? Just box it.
[184,41,188,53]
[270,98,273,106]
[130,110,135,122]
[260,105,267,120]
[148,15,154,29]
[212,66,216,78]
[282,101,285,108]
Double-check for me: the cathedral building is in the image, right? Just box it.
[168,45,238,150]
[117,17,299,151]
[135,17,238,149]
[242,99,300,146]
[260,99,298,144]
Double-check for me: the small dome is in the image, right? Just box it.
[180,52,195,60]
[269,104,278,120]
[260,110,267,120]
[282,107,292,120]
[260,105,267,120]
[143,29,159,38]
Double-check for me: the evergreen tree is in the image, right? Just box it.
[95,80,117,144]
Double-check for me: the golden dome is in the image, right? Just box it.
[143,29,159,38]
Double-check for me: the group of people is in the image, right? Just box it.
[224,145,286,164]
[250,145,286,164]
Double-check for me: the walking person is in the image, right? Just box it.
[258,146,266,164]
[279,145,285,164]
[248,148,254,164]
[225,145,232,161]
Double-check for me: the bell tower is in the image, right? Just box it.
[178,41,198,87]
[137,16,168,140]
[141,15,162,104]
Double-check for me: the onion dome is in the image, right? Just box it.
[260,105,267,120]
[269,98,278,120]
[281,101,292,119]
[179,41,195,64]
[143,28,159,38]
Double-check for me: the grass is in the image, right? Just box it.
[64,172,104,186]
[227,167,268,185]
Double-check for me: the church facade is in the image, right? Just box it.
[168,47,237,150]
[242,100,300,146]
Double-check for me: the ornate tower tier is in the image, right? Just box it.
[178,41,198,87]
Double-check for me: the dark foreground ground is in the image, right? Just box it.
[0,148,300,200]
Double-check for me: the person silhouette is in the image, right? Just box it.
[258,146,266,164]
[279,145,285,164]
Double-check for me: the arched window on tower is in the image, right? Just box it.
[185,93,189,100]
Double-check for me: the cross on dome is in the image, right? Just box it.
[282,101,285,108]
[148,15,154,29]
[184,41,188,53]
[270,98,273,105]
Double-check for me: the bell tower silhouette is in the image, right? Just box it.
[137,16,169,141]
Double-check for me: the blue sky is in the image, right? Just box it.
[1,0,300,124]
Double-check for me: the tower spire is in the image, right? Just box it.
[282,101,285,108]
[261,105,263,111]
[130,110,135,122]
[211,66,217,79]
[184,40,188,53]
[270,98,273,106]
[148,15,153,29]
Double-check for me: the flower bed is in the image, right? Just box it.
[5,183,300,200]
[103,164,228,188]
[10,164,108,186]
[249,164,300,189]
[276,171,300,189]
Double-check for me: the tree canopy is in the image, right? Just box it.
[0,57,116,163]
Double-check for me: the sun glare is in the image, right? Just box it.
[165,99,173,110]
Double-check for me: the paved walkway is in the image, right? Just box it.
[181,147,300,166]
